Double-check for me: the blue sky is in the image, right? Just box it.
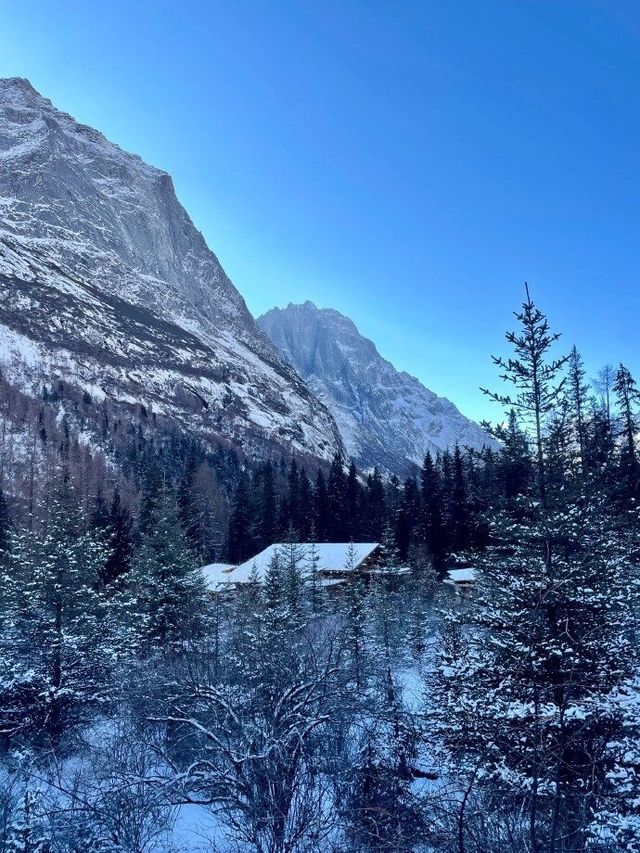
[1,0,638,422]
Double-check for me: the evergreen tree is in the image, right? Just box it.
[177,447,203,554]
[297,468,314,540]
[305,539,326,616]
[0,476,116,747]
[0,486,11,559]
[567,346,589,472]
[127,485,205,649]
[326,454,348,540]
[137,462,164,535]
[449,444,471,552]
[103,486,133,586]
[395,476,419,562]
[314,469,329,541]
[613,363,640,502]
[345,461,362,539]
[342,543,367,690]
[419,452,447,567]
[482,283,569,508]
[255,461,277,550]
[435,290,640,851]
[362,469,386,541]
[227,472,255,563]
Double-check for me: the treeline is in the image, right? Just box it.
[2,341,636,576]
[229,343,640,567]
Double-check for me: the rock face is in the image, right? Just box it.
[0,78,342,460]
[259,301,494,474]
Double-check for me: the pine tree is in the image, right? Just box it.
[126,484,205,649]
[0,475,117,747]
[420,452,447,567]
[613,363,640,502]
[567,346,589,472]
[345,461,362,539]
[255,461,277,550]
[227,472,255,563]
[327,454,348,540]
[449,444,471,552]
[0,486,11,559]
[305,539,326,616]
[395,477,419,562]
[342,543,368,690]
[297,468,313,540]
[314,469,329,541]
[362,469,386,541]
[177,447,203,554]
[482,283,569,508]
[104,486,133,586]
[435,290,640,852]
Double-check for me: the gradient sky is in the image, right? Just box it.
[1,0,638,422]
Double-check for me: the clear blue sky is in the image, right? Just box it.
[1,0,638,422]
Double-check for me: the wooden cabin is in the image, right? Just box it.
[201,542,384,592]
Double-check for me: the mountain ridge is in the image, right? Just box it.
[0,78,343,461]
[259,300,494,475]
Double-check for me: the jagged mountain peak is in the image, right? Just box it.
[0,81,342,461]
[0,77,42,104]
[259,302,494,475]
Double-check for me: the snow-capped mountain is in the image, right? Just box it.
[0,78,341,460]
[259,301,494,474]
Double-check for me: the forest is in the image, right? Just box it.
[0,290,638,852]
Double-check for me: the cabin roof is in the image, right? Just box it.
[202,542,381,589]
[201,563,236,588]
[446,567,476,584]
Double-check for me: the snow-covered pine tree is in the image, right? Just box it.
[280,539,307,621]
[305,538,326,616]
[125,483,205,650]
[567,346,589,473]
[0,474,118,747]
[420,452,447,568]
[342,542,368,691]
[613,363,640,504]
[434,287,640,852]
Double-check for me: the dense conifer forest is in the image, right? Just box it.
[0,290,638,851]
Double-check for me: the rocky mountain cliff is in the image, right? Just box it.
[259,301,494,474]
[0,78,342,460]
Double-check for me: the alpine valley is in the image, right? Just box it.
[0,78,491,474]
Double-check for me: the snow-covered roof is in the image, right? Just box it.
[206,543,381,587]
[445,567,476,584]
[201,563,237,589]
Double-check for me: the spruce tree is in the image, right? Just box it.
[227,472,254,563]
[327,454,348,540]
[0,486,11,559]
[420,452,447,567]
[0,475,116,747]
[434,290,640,852]
[126,484,205,649]
[613,363,640,502]
[482,283,569,508]
[256,461,277,550]
[314,469,329,541]
[449,444,471,552]
[567,346,589,472]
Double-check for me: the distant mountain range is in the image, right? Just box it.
[0,78,491,475]
[259,302,494,474]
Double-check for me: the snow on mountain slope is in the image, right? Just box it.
[0,78,341,460]
[259,301,495,474]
